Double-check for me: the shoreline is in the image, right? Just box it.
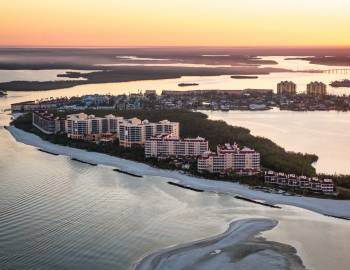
[134,218,306,270]
[7,126,350,219]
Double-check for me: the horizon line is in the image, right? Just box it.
[1,45,350,49]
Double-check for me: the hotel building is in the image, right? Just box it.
[197,143,260,175]
[119,118,179,148]
[277,81,297,95]
[145,134,208,158]
[306,82,327,96]
[65,113,123,139]
[264,171,334,194]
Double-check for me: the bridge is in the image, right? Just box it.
[323,68,350,74]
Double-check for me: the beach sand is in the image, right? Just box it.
[134,218,306,270]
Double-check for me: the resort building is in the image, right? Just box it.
[197,143,260,176]
[119,118,179,148]
[145,134,208,158]
[264,171,334,194]
[306,82,327,96]
[277,81,297,95]
[65,113,123,140]
[32,111,64,135]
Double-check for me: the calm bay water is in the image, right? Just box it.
[0,70,93,83]
[204,109,350,175]
[1,56,350,269]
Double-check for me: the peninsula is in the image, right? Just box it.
[10,105,350,201]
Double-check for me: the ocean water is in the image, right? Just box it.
[0,119,349,270]
[0,56,350,269]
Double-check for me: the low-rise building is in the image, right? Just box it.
[197,143,260,176]
[307,81,327,96]
[264,171,334,194]
[12,101,57,112]
[145,134,208,158]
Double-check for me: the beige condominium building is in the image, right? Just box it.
[277,81,297,95]
[198,143,260,176]
[119,118,179,148]
[145,134,208,158]
[306,81,327,96]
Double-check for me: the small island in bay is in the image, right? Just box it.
[330,79,350,88]
[178,82,199,87]
[231,75,259,79]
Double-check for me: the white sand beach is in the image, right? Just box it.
[8,126,350,219]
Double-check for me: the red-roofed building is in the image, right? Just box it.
[197,143,260,176]
[264,171,334,194]
[145,134,208,158]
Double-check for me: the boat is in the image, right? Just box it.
[0,90,8,97]
[220,105,230,111]
[178,83,199,87]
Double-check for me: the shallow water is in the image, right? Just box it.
[0,69,93,83]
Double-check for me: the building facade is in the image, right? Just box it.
[264,171,334,194]
[197,143,260,175]
[65,113,123,139]
[277,81,297,95]
[32,111,63,135]
[307,82,327,96]
[119,118,179,148]
[145,134,208,158]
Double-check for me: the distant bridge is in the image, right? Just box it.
[323,69,350,74]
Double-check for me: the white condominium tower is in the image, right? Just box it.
[145,134,208,158]
[119,118,179,147]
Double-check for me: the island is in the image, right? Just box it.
[0,47,287,91]
[231,75,258,79]
[330,79,350,88]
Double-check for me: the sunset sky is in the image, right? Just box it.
[1,0,349,47]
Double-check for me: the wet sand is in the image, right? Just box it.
[134,218,306,270]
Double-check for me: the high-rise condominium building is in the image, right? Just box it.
[118,118,179,148]
[307,82,327,96]
[277,81,297,95]
[65,113,123,139]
